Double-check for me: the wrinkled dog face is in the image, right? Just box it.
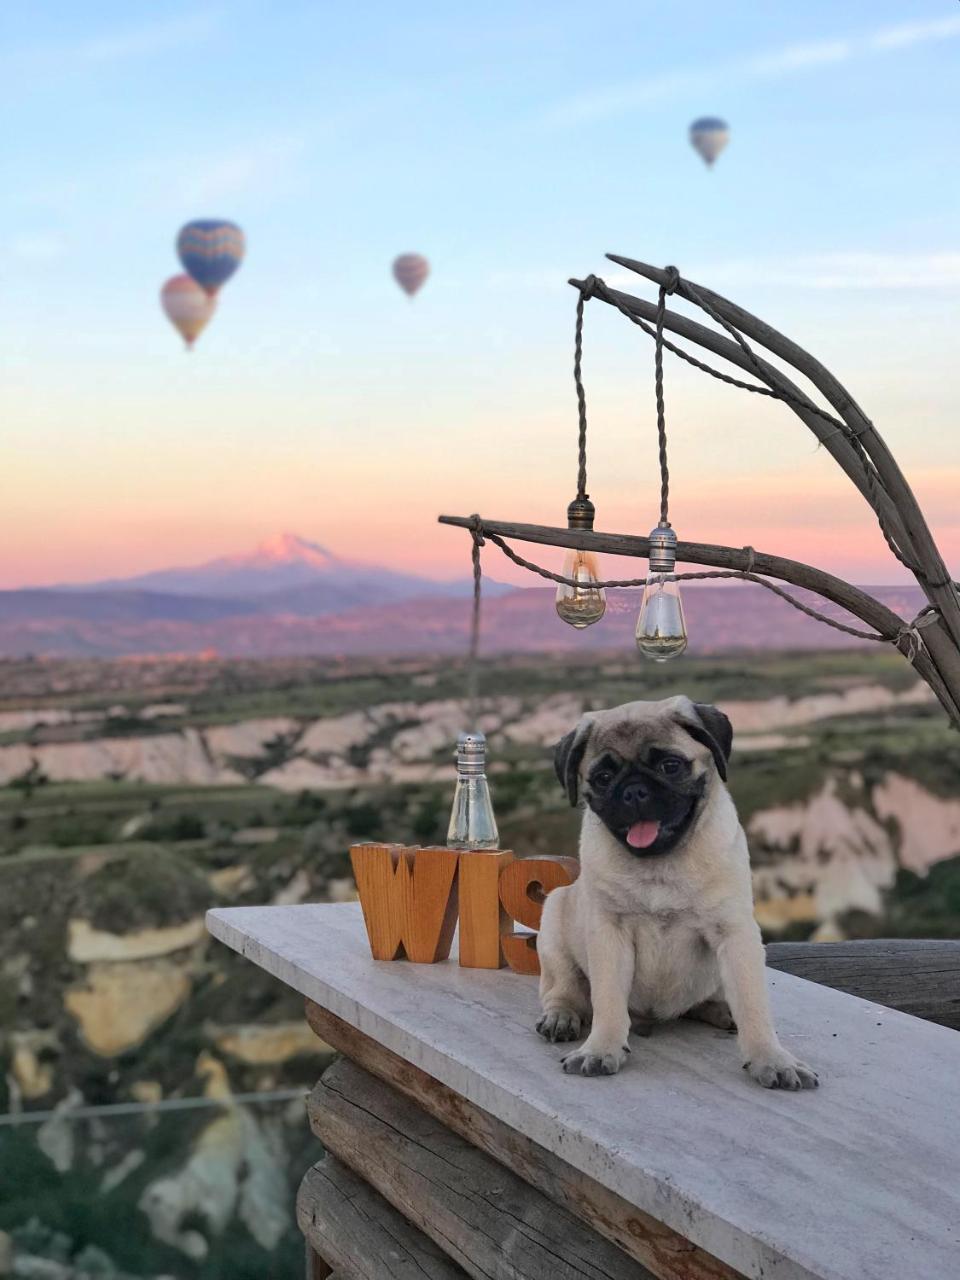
[554,698,733,857]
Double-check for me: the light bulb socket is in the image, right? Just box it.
[455,730,488,775]
[647,522,678,573]
[566,496,596,530]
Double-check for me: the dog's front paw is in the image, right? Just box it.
[743,1048,819,1091]
[536,1010,583,1044]
[561,1037,629,1077]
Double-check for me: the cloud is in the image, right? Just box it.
[138,134,309,210]
[701,252,960,291]
[6,233,67,263]
[484,252,960,295]
[541,14,960,126]
[4,11,221,80]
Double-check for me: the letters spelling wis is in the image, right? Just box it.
[350,843,579,975]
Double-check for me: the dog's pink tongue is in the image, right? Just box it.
[626,820,660,849]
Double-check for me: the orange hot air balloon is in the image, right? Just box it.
[392,253,429,297]
[160,274,217,349]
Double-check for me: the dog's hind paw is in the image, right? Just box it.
[536,1010,583,1043]
[743,1049,819,1091]
[685,998,736,1032]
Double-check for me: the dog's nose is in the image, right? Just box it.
[620,780,650,809]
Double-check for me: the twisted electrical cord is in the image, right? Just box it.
[573,278,593,500]
[466,520,484,725]
[469,519,889,642]
[653,269,678,525]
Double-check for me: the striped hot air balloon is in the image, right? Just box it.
[176,219,245,294]
[392,253,429,297]
[689,117,730,167]
[160,274,217,349]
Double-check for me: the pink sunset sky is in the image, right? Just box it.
[3,5,958,593]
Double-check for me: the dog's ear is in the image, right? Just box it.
[553,717,594,807]
[678,702,733,781]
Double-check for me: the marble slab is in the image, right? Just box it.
[207,902,960,1280]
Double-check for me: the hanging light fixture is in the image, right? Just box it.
[555,496,606,627]
[635,522,687,660]
[556,278,606,629]
[635,267,688,662]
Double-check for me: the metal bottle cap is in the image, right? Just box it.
[455,730,488,775]
[647,522,678,573]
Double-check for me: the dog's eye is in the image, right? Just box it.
[591,769,614,790]
[657,756,687,777]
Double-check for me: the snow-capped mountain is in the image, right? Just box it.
[75,533,466,604]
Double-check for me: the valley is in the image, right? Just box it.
[1,648,958,1277]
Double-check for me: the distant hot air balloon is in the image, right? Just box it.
[160,274,217,349]
[689,117,730,167]
[176,219,245,295]
[393,253,429,297]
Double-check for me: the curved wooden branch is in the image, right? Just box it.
[570,260,960,722]
[567,276,909,553]
[437,513,959,725]
[605,255,960,650]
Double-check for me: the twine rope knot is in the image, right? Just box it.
[662,265,681,295]
[895,608,940,662]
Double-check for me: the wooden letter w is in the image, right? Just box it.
[351,844,460,963]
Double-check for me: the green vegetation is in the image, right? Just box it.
[0,648,956,1278]
[842,856,960,939]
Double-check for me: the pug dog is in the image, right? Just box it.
[536,696,818,1090]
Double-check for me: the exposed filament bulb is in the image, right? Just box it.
[555,495,606,629]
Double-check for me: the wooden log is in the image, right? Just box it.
[305,1002,740,1280]
[309,1056,660,1280]
[306,1243,334,1280]
[765,939,960,1031]
[298,1155,468,1278]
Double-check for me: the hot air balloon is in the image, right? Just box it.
[176,219,245,294]
[689,117,730,167]
[160,274,217,349]
[393,253,429,297]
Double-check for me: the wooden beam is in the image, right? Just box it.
[309,1057,665,1280]
[765,939,960,1031]
[305,1244,333,1280]
[305,1002,741,1280]
[298,1155,468,1279]
[437,512,960,725]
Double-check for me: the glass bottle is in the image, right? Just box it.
[446,731,499,850]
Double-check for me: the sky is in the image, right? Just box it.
[1,0,958,589]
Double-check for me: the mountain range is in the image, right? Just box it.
[0,533,926,659]
[57,532,485,615]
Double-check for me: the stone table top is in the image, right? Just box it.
[207,902,960,1280]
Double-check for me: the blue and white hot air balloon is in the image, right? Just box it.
[176,219,246,295]
[689,117,730,167]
